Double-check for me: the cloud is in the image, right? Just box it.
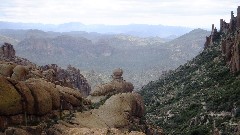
[0,0,239,28]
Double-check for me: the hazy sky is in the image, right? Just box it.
[0,0,239,28]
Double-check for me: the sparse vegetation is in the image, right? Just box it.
[139,42,240,134]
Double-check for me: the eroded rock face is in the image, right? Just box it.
[0,43,15,59]
[205,6,240,74]
[41,64,91,97]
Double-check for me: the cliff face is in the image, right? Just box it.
[40,64,91,96]
[205,6,240,74]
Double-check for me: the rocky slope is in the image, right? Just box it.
[140,6,240,135]
[0,43,162,135]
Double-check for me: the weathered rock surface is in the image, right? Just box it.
[0,43,15,59]
[0,63,15,77]
[205,6,240,74]
[88,68,134,103]
[0,76,22,115]
[0,75,85,131]
[74,93,144,129]
[46,93,148,135]
[11,65,31,81]
[41,64,91,96]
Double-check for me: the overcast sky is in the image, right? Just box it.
[0,0,239,28]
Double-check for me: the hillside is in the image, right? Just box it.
[139,7,240,135]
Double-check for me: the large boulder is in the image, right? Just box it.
[90,83,114,96]
[0,76,22,115]
[0,63,15,77]
[25,79,53,115]
[56,85,83,108]
[14,81,35,114]
[30,79,60,110]
[89,80,134,103]
[73,93,144,129]
[90,80,133,96]
[89,68,134,102]
[11,65,31,81]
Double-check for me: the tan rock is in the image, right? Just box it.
[64,128,145,135]
[90,83,114,96]
[15,81,35,114]
[56,85,83,107]
[25,79,52,115]
[73,93,144,129]
[38,79,60,109]
[89,69,133,100]
[0,76,22,115]
[0,64,15,77]
[11,65,30,81]
[113,68,123,79]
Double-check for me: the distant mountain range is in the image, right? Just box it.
[0,28,210,89]
[0,21,193,38]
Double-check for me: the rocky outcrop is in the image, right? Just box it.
[204,6,240,74]
[0,43,15,59]
[0,75,85,131]
[74,93,144,128]
[0,44,160,134]
[88,68,134,103]
[45,93,153,135]
[0,76,22,115]
[204,24,221,48]
[11,65,32,81]
[41,64,91,97]
[0,63,16,77]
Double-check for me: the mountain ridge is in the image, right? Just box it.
[0,21,193,37]
[139,6,240,135]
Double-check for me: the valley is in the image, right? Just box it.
[0,28,209,89]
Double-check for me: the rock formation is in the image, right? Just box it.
[0,43,15,59]
[41,64,91,97]
[0,75,86,130]
[204,6,240,74]
[0,44,89,132]
[45,93,151,135]
[0,44,161,134]
[88,68,134,103]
